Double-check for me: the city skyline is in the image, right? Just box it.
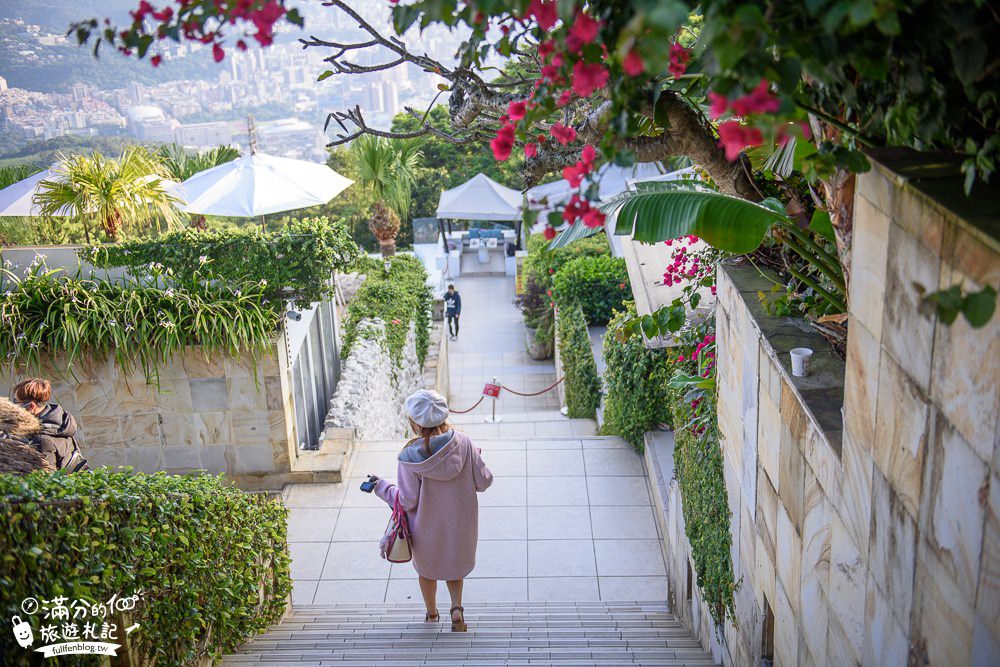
[0,1,475,161]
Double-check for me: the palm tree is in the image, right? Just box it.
[34,147,180,242]
[350,135,422,257]
[158,144,240,181]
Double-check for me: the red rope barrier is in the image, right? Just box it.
[500,376,564,396]
[449,395,485,414]
[449,377,564,413]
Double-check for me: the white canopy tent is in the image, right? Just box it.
[435,173,522,221]
[179,152,353,218]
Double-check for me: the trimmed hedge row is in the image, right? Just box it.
[84,217,361,308]
[552,254,630,325]
[343,254,433,366]
[557,302,601,419]
[0,469,291,666]
[599,305,674,451]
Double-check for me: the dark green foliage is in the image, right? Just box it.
[0,469,291,666]
[0,266,281,384]
[0,164,43,189]
[342,254,433,366]
[600,306,673,451]
[669,390,736,626]
[552,255,630,325]
[84,218,361,308]
[557,302,601,419]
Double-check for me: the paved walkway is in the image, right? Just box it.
[282,274,666,607]
[446,275,561,415]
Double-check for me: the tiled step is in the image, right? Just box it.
[221,602,717,665]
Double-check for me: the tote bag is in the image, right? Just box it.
[379,495,412,563]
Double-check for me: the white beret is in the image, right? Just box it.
[405,389,449,428]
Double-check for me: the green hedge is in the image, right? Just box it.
[0,469,291,666]
[557,302,601,419]
[522,231,609,296]
[83,217,361,307]
[600,305,673,451]
[0,266,280,383]
[552,254,630,325]
[343,254,432,366]
[670,389,735,625]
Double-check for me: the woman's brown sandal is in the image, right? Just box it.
[424,611,440,622]
[450,606,467,632]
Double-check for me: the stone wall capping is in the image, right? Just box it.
[720,260,845,454]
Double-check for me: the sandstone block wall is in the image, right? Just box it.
[708,153,1000,666]
[0,338,299,488]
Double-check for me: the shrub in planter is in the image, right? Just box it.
[342,254,433,366]
[0,469,291,666]
[552,255,630,325]
[600,305,673,451]
[521,231,609,295]
[84,217,361,308]
[557,302,601,419]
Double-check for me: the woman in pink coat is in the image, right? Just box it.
[373,389,493,632]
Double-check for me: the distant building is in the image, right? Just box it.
[257,118,326,161]
[124,105,174,143]
[0,76,7,92]
[127,82,145,106]
[175,121,233,148]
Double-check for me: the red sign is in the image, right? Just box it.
[482,383,502,398]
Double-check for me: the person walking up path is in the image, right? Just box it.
[445,284,461,341]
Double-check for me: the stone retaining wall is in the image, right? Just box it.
[325,319,423,441]
[0,338,299,488]
[709,152,1000,665]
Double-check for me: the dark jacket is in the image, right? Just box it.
[33,403,84,471]
[445,291,462,316]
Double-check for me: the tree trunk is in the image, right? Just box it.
[808,115,855,295]
[379,239,397,258]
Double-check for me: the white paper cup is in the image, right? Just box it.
[790,347,814,377]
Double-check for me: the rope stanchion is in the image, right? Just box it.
[500,377,564,397]
[449,396,485,414]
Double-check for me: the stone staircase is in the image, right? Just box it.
[221,601,717,666]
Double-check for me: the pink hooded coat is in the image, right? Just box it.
[374,430,493,581]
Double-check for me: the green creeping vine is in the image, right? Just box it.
[552,255,630,326]
[83,217,361,308]
[341,254,432,367]
[0,469,291,666]
[0,265,280,384]
[557,302,601,419]
[599,305,673,451]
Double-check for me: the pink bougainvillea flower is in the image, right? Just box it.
[562,162,587,188]
[572,60,609,97]
[708,92,729,120]
[556,89,574,107]
[623,48,645,77]
[565,11,600,53]
[580,144,597,167]
[731,79,780,116]
[151,6,173,21]
[581,208,605,228]
[717,120,763,161]
[212,43,225,62]
[668,43,691,78]
[537,40,555,59]
[540,64,561,82]
[237,39,248,51]
[491,124,516,161]
[130,0,154,22]
[150,54,162,67]
[550,122,577,145]
[800,121,813,140]
[524,142,538,159]
[528,0,558,31]
[543,226,557,240]
[508,100,527,121]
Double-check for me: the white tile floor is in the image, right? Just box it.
[282,275,668,606]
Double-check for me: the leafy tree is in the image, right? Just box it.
[34,146,181,242]
[350,135,422,257]
[158,144,240,181]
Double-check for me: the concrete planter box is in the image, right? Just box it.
[524,324,553,360]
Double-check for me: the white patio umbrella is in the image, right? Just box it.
[0,168,70,217]
[179,152,353,218]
